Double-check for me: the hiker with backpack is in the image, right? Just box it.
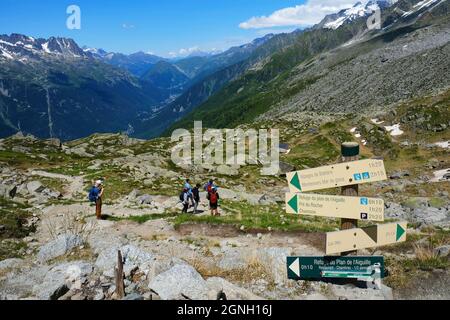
[204,179,214,194]
[89,180,104,220]
[207,187,220,217]
[192,184,201,214]
[180,188,189,214]
[184,179,195,207]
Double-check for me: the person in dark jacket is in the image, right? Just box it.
[192,184,201,214]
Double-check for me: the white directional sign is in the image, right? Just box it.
[286,159,387,193]
[286,193,384,221]
[325,222,407,255]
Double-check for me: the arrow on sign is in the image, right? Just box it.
[288,258,300,278]
[287,194,298,213]
[290,173,302,192]
[397,224,405,241]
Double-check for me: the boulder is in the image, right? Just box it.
[206,277,263,300]
[434,245,450,258]
[38,234,84,262]
[411,207,447,225]
[148,264,209,300]
[217,249,248,270]
[26,181,45,194]
[95,245,155,278]
[256,247,292,285]
[217,165,239,176]
[32,262,93,300]
[136,194,153,205]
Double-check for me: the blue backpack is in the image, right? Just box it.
[88,187,100,202]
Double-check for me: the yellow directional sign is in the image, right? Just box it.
[286,159,387,193]
[286,193,384,221]
[325,222,407,255]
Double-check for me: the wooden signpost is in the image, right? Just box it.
[285,142,407,283]
[325,222,407,255]
[286,158,387,193]
[285,193,384,221]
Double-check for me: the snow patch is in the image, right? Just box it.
[402,0,440,17]
[1,50,13,60]
[434,141,449,149]
[42,42,51,53]
[430,168,450,183]
[384,124,404,136]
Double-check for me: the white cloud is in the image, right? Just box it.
[122,23,135,29]
[239,0,364,29]
[167,46,223,58]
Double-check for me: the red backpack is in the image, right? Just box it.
[209,192,218,204]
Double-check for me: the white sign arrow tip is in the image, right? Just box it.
[289,258,300,277]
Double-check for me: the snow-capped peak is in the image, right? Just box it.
[322,0,398,30]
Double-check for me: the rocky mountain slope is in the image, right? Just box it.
[0,34,169,141]
[0,98,448,300]
[168,0,449,133]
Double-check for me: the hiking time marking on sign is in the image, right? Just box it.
[325,222,407,255]
[286,159,387,193]
[286,193,384,221]
[287,256,384,280]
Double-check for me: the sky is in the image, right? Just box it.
[0,0,359,57]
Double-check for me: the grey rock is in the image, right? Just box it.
[95,245,155,278]
[217,165,239,176]
[434,245,450,258]
[136,194,153,205]
[0,258,25,271]
[122,293,144,300]
[26,181,45,194]
[217,249,248,271]
[148,264,208,300]
[256,247,292,285]
[206,277,263,300]
[330,284,386,300]
[411,207,448,225]
[32,262,93,300]
[38,234,84,262]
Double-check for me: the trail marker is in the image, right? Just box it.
[287,256,384,281]
[286,193,384,221]
[325,222,407,255]
[286,159,387,193]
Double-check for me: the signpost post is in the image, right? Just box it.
[340,142,360,256]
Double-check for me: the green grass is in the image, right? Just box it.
[172,200,339,232]
[0,198,34,260]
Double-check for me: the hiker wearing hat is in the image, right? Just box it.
[89,179,104,219]
[207,187,220,217]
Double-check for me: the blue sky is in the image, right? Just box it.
[0,0,357,57]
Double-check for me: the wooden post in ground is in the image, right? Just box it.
[115,250,125,299]
[340,142,360,256]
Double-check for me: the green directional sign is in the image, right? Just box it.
[287,256,384,280]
